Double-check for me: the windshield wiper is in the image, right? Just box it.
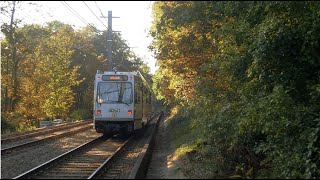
[105,100,130,106]
[122,102,130,106]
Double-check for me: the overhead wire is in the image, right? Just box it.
[60,1,136,70]
[93,1,109,26]
[82,1,109,30]
[59,1,97,31]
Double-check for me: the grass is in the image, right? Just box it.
[165,106,221,179]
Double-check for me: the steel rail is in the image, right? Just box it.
[1,124,93,155]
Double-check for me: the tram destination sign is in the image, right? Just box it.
[102,75,128,81]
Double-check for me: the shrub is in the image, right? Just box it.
[1,114,16,134]
[70,108,92,121]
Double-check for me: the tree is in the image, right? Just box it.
[1,1,19,112]
[1,1,42,112]
[38,24,83,118]
[15,24,51,120]
[150,1,320,178]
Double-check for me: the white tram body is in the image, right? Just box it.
[93,70,153,135]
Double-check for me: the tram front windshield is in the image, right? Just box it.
[97,82,132,104]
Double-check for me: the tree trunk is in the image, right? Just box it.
[9,1,19,112]
[5,1,17,112]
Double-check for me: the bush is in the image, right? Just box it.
[16,121,37,132]
[198,86,320,178]
[1,114,16,134]
[70,108,92,121]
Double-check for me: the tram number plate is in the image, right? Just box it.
[112,112,117,117]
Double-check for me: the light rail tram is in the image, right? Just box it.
[93,69,153,136]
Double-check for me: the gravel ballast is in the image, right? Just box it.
[1,128,101,179]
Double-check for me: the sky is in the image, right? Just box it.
[1,1,158,74]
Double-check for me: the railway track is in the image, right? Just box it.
[13,111,164,179]
[92,111,164,179]
[1,123,93,155]
[1,120,92,143]
[13,136,132,179]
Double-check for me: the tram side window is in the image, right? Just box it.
[134,83,137,103]
[135,83,141,104]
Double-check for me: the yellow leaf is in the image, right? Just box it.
[229,175,242,179]
[245,167,253,177]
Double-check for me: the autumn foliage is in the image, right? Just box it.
[1,6,150,131]
[150,1,320,178]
